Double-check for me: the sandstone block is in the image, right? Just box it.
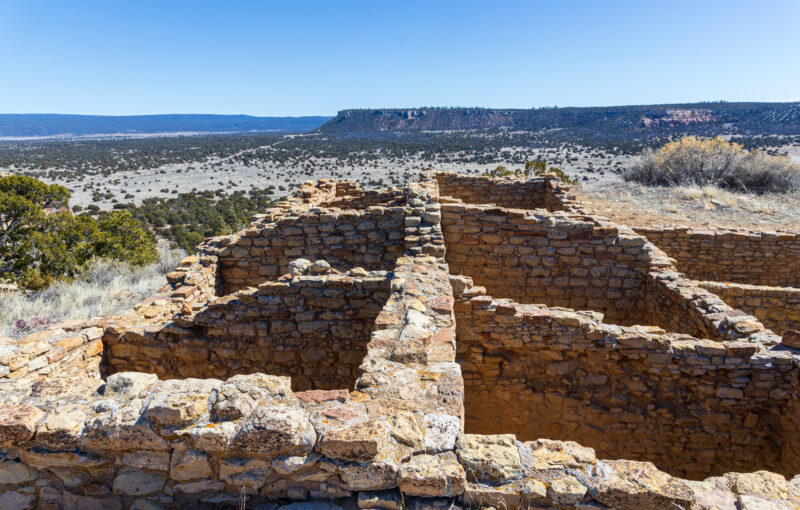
[104,372,158,398]
[398,453,467,497]
[113,470,166,496]
[455,434,522,484]
[592,459,695,509]
[232,404,315,456]
[318,419,390,462]
[0,404,43,447]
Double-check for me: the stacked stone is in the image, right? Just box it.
[434,171,581,213]
[635,226,800,287]
[105,268,392,389]
[215,207,405,294]
[441,201,657,325]
[2,170,800,509]
[453,284,800,480]
[0,321,105,386]
[698,281,800,337]
[7,369,788,509]
[646,270,781,345]
[404,175,445,258]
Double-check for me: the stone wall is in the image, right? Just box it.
[216,207,405,294]
[442,201,665,326]
[454,289,800,480]
[435,171,577,212]
[697,281,800,336]
[3,171,800,509]
[105,270,392,391]
[635,226,800,286]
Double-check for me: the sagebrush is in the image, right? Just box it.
[625,136,800,193]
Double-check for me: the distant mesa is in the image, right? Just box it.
[318,102,800,135]
[0,114,333,138]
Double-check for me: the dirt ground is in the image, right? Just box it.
[575,182,800,231]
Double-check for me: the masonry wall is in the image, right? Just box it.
[635,226,800,286]
[217,207,404,294]
[442,202,657,326]
[105,273,391,391]
[435,172,572,211]
[697,281,800,336]
[454,295,800,480]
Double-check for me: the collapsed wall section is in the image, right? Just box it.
[454,291,800,480]
[635,226,800,286]
[105,271,391,390]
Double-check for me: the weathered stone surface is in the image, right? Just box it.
[318,419,390,462]
[0,460,37,484]
[35,406,86,448]
[213,374,293,420]
[330,458,399,491]
[145,378,220,427]
[398,453,467,497]
[172,478,225,493]
[782,330,800,349]
[0,404,43,447]
[217,457,269,490]
[289,258,311,276]
[2,172,798,509]
[455,434,522,484]
[63,492,123,510]
[593,459,696,509]
[547,474,587,505]
[725,470,788,500]
[112,470,166,495]
[521,438,596,471]
[271,453,319,475]
[232,404,315,456]
[0,490,36,510]
[357,489,403,509]
[104,372,158,398]
[181,420,236,454]
[170,446,212,481]
[19,449,107,469]
[123,450,171,471]
[422,413,459,453]
[82,399,168,450]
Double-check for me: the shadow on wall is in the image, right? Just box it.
[103,269,392,391]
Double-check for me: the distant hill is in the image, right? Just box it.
[319,103,800,136]
[0,114,332,138]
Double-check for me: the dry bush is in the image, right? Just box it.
[0,247,185,339]
[625,136,800,193]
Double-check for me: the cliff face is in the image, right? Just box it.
[319,103,800,135]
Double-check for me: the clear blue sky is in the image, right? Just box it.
[1,0,799,116]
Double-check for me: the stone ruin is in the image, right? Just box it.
[1,170,800,510]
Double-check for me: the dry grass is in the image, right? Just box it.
[625,136,800,193]
[0,247,185,339]
[577,181,800,230]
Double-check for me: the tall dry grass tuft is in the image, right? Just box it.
[625,136,800,193]
[0,247,185,339]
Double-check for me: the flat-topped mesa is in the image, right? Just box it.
[0,170,799,509]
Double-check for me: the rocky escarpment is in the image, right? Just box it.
[319,102,800,135]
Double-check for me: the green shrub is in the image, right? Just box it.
[0,175,157,289]
[483,160,576,185]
